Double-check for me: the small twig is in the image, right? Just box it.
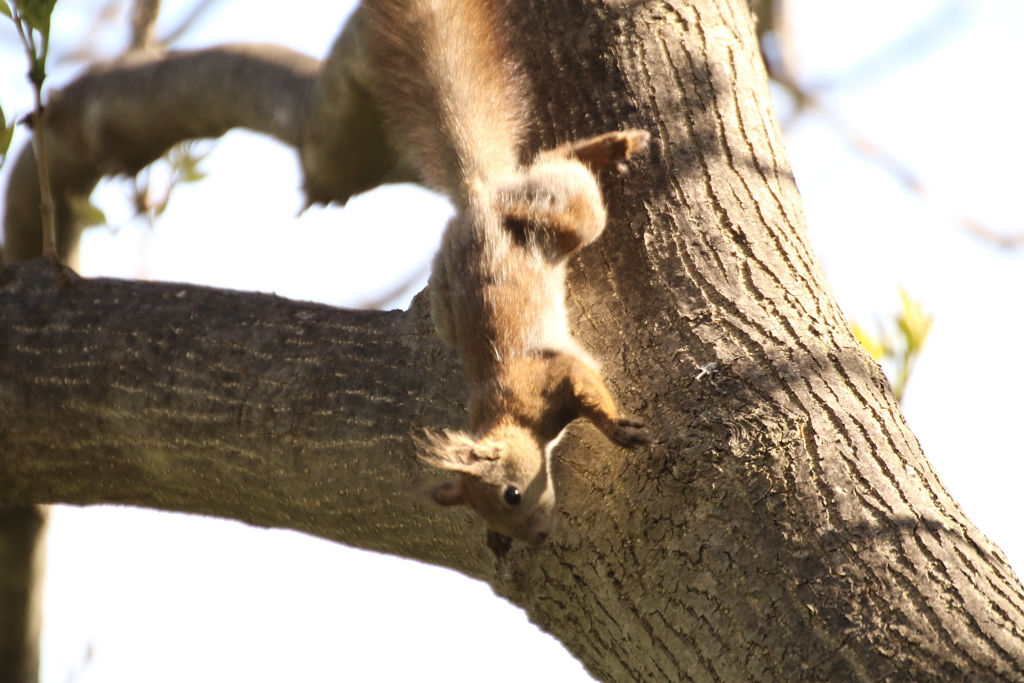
[11,3,71,285]
[763,1,1018,251]
[813,102,1023,251]
[358,259,433,310]
[27,92,60,268]
[60,0,126,65]
[130,0,162,52]
[13,10,36,56]
[160,0,226,46]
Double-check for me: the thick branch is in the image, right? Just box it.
[0,259,499,578]
[3,14,419,264]
[47,44,319,164]
[3,0,1024,680]
[3,44,320,264]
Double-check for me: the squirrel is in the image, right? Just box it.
[360,0,651,556]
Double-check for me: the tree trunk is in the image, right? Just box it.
[2,0,1023,681]
[0,506,47,683]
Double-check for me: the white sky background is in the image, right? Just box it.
[0,0,1022,681]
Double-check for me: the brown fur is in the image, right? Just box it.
[361,0,650,554]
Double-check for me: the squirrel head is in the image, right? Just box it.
[414,426,556,548]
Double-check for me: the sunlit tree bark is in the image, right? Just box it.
[3,0,1023,680]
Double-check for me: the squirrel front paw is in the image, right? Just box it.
[605,418,652,448]
[487,529,513,559]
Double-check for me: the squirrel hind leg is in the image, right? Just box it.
[497,161,607,260]
[497,129,652,261]
[552,130,652,173]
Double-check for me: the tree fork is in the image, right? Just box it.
[2,0,1024,680]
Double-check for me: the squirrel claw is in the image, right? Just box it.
[607,418,652,448]
[487,529,513,559]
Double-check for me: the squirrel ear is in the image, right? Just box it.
[413,429,482,473]
[553,130,651,173]
[432,480,466,507]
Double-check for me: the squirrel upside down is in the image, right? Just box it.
[360,0,651,556]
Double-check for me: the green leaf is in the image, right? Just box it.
[852,322,887,362]
[152,196,170,217]
[0,1,13,21]
[0,104,12,160]
[0,123,13,158]
[896,287,933,354]
[68,195,107,228]
[17,0,57,38]
[180,166,207,184]
[169,141,209,185]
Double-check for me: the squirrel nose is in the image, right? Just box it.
[534,531,549,543]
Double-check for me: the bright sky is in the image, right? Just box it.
[1,1,1022,682]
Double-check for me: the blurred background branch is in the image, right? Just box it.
[757,0,1023,252]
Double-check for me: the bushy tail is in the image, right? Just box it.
[361,0,528,201]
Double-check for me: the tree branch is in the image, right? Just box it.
[2,43,320,264]
[3,0,1024,679]
[129,0,162,52]
[3,11,419,264]
[50,43,319,159]
[0,259,500,578]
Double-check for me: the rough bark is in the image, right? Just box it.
[2,0,1024,681]
[0,263,500,572]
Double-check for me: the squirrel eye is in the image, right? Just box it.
[504,486,522,506]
